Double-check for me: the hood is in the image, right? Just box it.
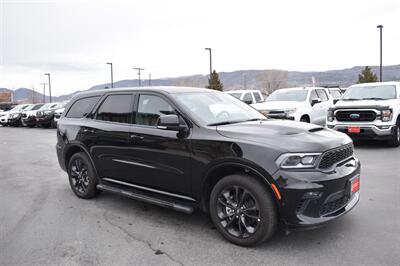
[217,120,351,153]
[335,99,397,108]
[252,101,306,110]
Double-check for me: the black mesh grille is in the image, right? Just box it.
[320,195,350,216]
[318,143,353,169]
[335,110,376,122]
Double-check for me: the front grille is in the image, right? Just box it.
[269,110,285,114]
[335,110,377,122]
[36,111,43,117]
[320,195,350,216]
[318,143,353,169]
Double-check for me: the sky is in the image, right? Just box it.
[1,0,399,96]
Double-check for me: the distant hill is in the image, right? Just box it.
[4,64,400,102]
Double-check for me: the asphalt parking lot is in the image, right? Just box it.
[0,127,399,266]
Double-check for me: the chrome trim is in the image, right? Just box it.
[112,159,155,169]
[102,177,197,202]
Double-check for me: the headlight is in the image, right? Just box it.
[381,109,392,122]
[276,153,321,169]
[284,108,296,114]
[327,110,334,122]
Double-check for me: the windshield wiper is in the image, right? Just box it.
[342,98,362,101]
[207,118,267,126]
[361,97,386,100]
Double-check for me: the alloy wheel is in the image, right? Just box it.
[70,158,90,194]
[216,186,261,238]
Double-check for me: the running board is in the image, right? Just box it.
[96,184,194,214]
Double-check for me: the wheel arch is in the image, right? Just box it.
[200,160,281,213]
[64,143,100,181]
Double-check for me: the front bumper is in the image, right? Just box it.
[8,117,21,126]
[274,157,360,228]
[21,116,37,126]
[36,116,52,125]
[327,123,395,140]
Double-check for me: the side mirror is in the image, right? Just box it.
[333,99,339,104]
[311,98,321,106]
[243,99,253,105]
[157,114,185,131]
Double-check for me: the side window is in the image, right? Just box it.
[253,92,262,103]
[316,89,328,102]
[136,95,175,126]
[66,96,100,118]
[96,94,133,124]
[242,93,253,103]
[310,90,318,100]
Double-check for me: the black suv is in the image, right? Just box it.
[56,87,360,246]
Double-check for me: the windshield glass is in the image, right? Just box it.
[342,85,396,100]
[226,92,242,99]
[10,104,27,111]
[267,89,308,102]
[31,104,44,110]
[173,91,265,126]
[22,105,35,111]
[39,103,52,110]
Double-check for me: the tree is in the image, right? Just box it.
[207,70,223,91]
[256,70,288,95]
[357,66,378,83]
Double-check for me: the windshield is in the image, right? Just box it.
[31,104,44,110]
[226,92,242,99]
[267,89,308,102]
[342,85,396,100]
[10,104,27,111]
[173,91,266,126]
[39,103,52,110]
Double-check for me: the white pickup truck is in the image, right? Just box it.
[252,87,334,125]
[326,82,400,147]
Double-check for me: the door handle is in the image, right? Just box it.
[130,134,144,141]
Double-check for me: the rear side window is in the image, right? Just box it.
[66,96,100,118]
[96,94,133,124]
[316,89,328,101]
[242,93,253,103]
[253,92,262,103]
[136,94,175,126]
[330,90,341,99]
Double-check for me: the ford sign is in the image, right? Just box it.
[349,113,360,119]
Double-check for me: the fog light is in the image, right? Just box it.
[377,125,390,129]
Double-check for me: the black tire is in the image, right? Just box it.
[209,174,277,246]
[300,115,310,123]
[388,124,400,147]
[51,119,56,128]
[67,152,99,199]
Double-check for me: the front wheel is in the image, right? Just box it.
[209,174,277,246]
[388,125,400,147]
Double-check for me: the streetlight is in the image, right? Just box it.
[44,73,52,103]
[40,83,47,103]
[133,67,144,86]
[205,48,212,78]
[377,25,383,82]
[106,62,113,88]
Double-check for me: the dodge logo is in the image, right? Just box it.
[349,113,360,119]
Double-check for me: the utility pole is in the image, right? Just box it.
[106,62,113,88]
[243,74,247,90]
[40,83,47,103]
[377,25,383,82]
[205,48,212,79]
[44,73,52,103]
[149,73,151,86]
[133,67,144,86]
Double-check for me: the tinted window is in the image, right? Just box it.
[316,89,328,101]
[96,94,133,124]
[136,95,175,126]
[242,93,253,103]
[253,92,262,103]
[66,96,100,118]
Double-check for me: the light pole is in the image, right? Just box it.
[106,62,113,88]
[377,25,383,82]
[133,67,144,86]
[149,73,151,86]
[205,48,212,78]
[44,73,52,103]
[40,83,47,103]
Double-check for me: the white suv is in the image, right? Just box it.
[0,104,31,126]
[252,87,333,125]
[225,90,264,104]
[326,82,400,146]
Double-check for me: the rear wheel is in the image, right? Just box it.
[209,174,277,246]
[300,115,310,123]
[67,152,99,199]
[388,124,400,147]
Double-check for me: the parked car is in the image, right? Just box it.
[252,87,334,125]
[36,102,67,128]
[21,103,45,127]
[57,87,360,246]
[0,104,32,127]
[326,82,400,146]
[53,107,65,127]
[225,90,264,104]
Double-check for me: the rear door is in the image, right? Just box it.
[84,93,135,182]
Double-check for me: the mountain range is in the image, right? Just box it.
[2,64,400,103]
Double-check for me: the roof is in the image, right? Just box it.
[350,81,400,87]
[273,87,326,92]
[225,90,261,93]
